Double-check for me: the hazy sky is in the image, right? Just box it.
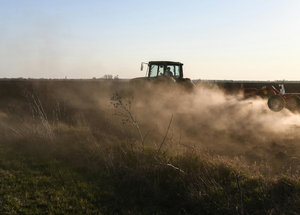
[1,0,300,80]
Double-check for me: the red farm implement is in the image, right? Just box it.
[243,85,300,112]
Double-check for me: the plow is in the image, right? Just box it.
[242,85,300,112]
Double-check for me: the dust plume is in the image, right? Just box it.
[1,80,300,163]
[120,83,300,161]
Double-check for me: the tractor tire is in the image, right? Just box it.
[268,95,285,112]
[286,96,300,111]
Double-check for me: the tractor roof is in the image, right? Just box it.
[149,61,183,66]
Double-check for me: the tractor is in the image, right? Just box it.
[129,61,195,90]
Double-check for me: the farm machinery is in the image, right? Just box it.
[128,61,299,112]
[242,85,300,112]
[129,61,195,90]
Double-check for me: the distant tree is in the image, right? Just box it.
[103,74,113,79]
[114,75,119,80]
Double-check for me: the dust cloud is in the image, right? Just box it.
[116,83,300,161]
[1,80,300,163]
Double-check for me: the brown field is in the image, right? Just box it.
[1,79,300,214]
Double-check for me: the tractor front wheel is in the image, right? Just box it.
[268,95,285,112]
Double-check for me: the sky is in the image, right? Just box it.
[1,0,300,80]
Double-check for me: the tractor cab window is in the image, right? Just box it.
[149,64,164,77]
[173,65,180,78]
[149,65,158,77]
[166,65,180,78]
[158,65,164,76]
[149,63,180,78]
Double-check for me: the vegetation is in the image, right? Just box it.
[1,80,300,214]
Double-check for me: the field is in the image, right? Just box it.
[1,79,300,214]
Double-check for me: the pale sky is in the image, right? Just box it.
[1,0,300,80]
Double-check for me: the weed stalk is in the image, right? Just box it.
[110,92,146,152]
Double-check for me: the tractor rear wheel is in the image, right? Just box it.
[268,95,285,112]
[286,96,300,111]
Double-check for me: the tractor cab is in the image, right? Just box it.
[145,61,183,79]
